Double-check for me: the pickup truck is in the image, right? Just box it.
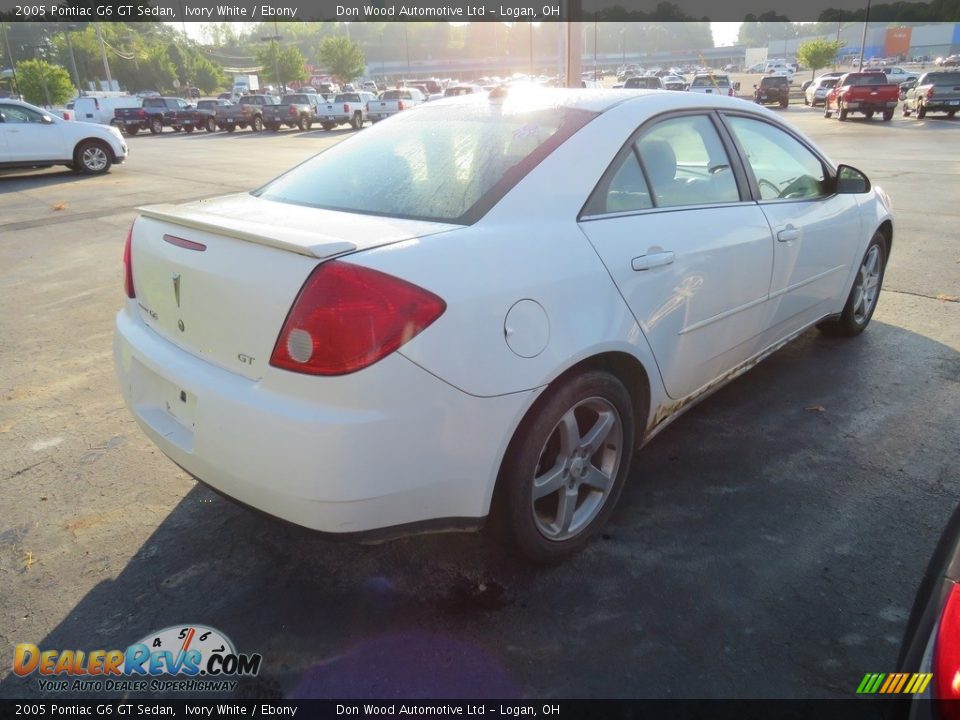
[823,72,899,121]
[195,98,231,132]
[262,94,320,131]
[366,88,426,123]
[214,95,279,133]
[318,92,377,130]
[113,97,207,135]
[902,70,960,118]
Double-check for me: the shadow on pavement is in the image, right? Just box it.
[1,320,958,700]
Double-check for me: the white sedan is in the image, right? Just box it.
[114,89,893,562]
[0,99,128,174]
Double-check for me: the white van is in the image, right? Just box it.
[72,95,141,125]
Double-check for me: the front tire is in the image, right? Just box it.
[495,370,635,563]
[818,232,887,338]
[75,140,112,175]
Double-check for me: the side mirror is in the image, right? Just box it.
[836,164,871,194]
[41,115,53,124]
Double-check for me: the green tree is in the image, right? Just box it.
[15,59,74,106]
[255,44,307,88]
[796,38,845,78]
[317,36,365,84]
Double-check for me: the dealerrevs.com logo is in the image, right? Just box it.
[13,624,262,693]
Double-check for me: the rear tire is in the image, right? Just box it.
[74,140,112,175]
[818,231,887,338]
[780,99,788,108]
[184,124,195,133]
[902,103,911,117]
[882,109,894,121]
[865,110,875,119]
[494,370,636,563]
[350,112,362,129]
[297,115,310,131]
[149,118,163,135]
[206,117,217,132]
[823,104,832,118]
[225,124,236,133]
[252,115,264,132]
[321,121,335,131]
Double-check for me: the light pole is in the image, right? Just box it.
[64,24,81,96]
[858,0,872,70]
[2,22,20,96]
[260,22,283,92]
[95,22,112,87]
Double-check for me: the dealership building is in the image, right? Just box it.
[764,22,960,64]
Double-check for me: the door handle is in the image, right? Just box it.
[632,251,675,271]
[777,226,800,243]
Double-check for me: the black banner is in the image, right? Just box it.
[0,699,930,720]
[0,0,958,22]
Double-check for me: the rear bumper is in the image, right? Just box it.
[843,100,898,111]
[113,307,532,534]
[922,99,960,111]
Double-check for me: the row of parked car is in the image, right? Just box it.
[104,83,493,137]
[802,69,960,121]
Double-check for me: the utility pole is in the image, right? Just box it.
[95,22,112,88]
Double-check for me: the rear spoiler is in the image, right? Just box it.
[136,203,357,259]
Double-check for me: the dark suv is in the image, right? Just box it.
[754,76,790,108]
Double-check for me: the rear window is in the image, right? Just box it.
[692,76,730,88]
[847,74,888,86]
[197,101,215,109]
[255,101,595,224]
[761,77,788,86]
[382,90,406,101]
[334,94,361,103]
[820,78,839,88]
[281,95,309,104]
[926,72,960,84]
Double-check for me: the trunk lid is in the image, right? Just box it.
[131,194,462,380]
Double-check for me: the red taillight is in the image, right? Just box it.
[934,583,960,712]
[138,109,146,118]
[123,222,135,299]
[398,99,405,111]
[343,103,350,113]
[927,87,936,98]
[270,261,446,376]
[728,87,734,96]
[289,105,297,115]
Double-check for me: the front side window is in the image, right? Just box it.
[725,116,828,201]
[0,104,44,123]
[634,115,740,209]
[256,101,595,223]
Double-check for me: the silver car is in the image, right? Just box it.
[805,76,841,107]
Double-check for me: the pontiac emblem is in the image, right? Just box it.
[172,272,181,308]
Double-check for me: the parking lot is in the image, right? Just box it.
[1,104,958,699]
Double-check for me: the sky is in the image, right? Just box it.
[169,21,744,47]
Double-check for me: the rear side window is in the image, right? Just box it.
[583,151,653,215]
[256,102,596,223]
[636,115,739,209]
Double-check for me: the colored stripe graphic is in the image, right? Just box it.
[857,673,932,694]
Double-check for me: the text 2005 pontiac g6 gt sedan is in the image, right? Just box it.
[115,88,892,562]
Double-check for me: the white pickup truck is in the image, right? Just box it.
[318,91,378,130]
[366,88,426,123]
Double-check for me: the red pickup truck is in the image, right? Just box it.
[823,72,900,121]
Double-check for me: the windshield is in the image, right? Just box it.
[255,101,595,224]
